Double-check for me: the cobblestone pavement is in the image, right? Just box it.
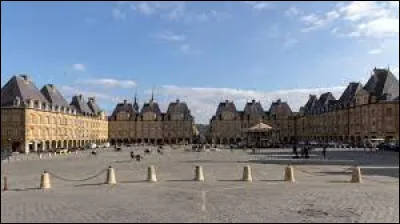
[1,147,399,223]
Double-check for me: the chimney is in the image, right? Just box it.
[252,99,255,103]
[123,100,127,105]
[225,100,229,103]
[277,99,281,103]
[176,99,180,103]
[20,74,29,81]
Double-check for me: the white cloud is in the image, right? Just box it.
[112,7,126,20]
[155,31,186,42]
[299,10,340,32]
[356,17,399,38]
[72,64,86,71]
[242,1,272,10]
[82,78,137,88]
[153,85,346,124]
[285,6,301,17]
[60,86,123,104]
[179,43,201,54]
[368,48,382,54]
[339,1,392,22]
[131,1,185,20]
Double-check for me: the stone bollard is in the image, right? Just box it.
[105,166,117,185]
[242,165,253,182]
[39,154,42,159]
[194,165,205,182]
[147,166,158,183]
[40,171,52,189]
[3,176,8,191]
[351,165,362,183]
[284,165,295,182]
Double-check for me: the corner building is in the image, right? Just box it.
[1,75,108,153]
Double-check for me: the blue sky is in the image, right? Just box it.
[1,1,399,123]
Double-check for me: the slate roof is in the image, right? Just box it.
[318,92,336,106]
[87,97,102,114]
[338,82,363,105]
[109,100,136,120]
[215,100,238,116]
[364,68,399,100]
[140,100,162,116]
[40,84,69,107]
[70,95,93,115]
[244,100,265,116]
[1,75,49,107]
[268,99,292,116]
[303,95,321,114]
[167,100,190,115]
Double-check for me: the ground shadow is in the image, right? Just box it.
[318,168,399,179]
[180,160,234,164]
[114,160,134,164]
[259,179,285,182]
[218,179,244,182]
[327,180,351,184]
[166,179,198,182]
[242,159,356,166]
[119,180,148,184]
[9,187,41,192]
[74,183,105,187]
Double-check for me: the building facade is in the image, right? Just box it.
[210,68,399,145]
[1,75,108,153]
[108,97,196,145]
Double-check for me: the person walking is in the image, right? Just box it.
[322,144,327,159]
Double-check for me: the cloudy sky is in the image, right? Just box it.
[1,1,399,123]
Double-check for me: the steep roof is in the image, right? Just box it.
[140,100,162,116]
[87,97,102,114]
[40,84,69,107]
[338,82,363,104]
[303,95,320,113]
[215,100,238,116]
[244,100,265,116]
[269,99,292,116]
[70,95,93,115]
[110,100,136,119]
[363,68,399,99]
[1,75,48,107]
[166,99,192,119]
[319,92,336,106]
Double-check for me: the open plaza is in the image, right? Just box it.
[1,146,399,223]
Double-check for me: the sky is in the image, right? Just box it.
[1,1,399,124]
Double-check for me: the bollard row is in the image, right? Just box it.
[3,165,363,191]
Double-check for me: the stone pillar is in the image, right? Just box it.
[55,141,58,149]
[33,141,38,152]
[65,141,69,149]
[42,141,46,151]
[24,141,30,154]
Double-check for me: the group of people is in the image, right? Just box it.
[292,143,328,159]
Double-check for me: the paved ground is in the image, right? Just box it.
[1,146,399,223]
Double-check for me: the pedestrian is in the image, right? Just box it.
[293,144,298,158]
[130,151,135,160]
[322,144,327,159]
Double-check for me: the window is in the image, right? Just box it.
[386,108,393,116]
